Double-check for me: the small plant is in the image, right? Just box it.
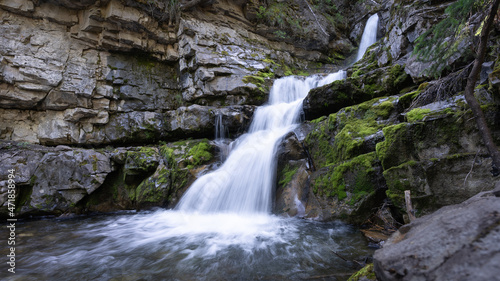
[273,30,287,39]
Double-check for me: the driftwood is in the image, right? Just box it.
[405,190,416,222]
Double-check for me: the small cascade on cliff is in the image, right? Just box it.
[215,113,227,140]
[355,14,379,62]
[214,113,230,161]
[176,71,346,213]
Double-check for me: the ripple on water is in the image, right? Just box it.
[1,210,373,281]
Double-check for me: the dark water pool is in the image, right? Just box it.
[1,210,373,280]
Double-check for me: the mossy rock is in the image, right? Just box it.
[303,64,412,120]
[376,123,424,170]
[383,160,431,213]
[161,139,214,169]
[348,264,376,281]
[135,165,171,206]
[305,97,398,169]
[311,152,378,200]
[124,147,160,176]
[308,152,387,223]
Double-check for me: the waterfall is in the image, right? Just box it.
[355,14,379,62]
[214,113,227,140]
[176,71,346,214]
[214,113,230,161]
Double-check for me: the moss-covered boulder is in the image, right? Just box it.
[305,96,399,168]
[376,98,500,218]
[303,63,411,120]
[306,152,387,223]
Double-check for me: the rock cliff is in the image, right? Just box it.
[0,0,380,217]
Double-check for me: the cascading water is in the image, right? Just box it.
[176,71,346,214]
[355,14,379,62]
[5,18,382,281]
[214,113,230,161]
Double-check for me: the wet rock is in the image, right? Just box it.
[306,152,387,223]
[274,160,309,217]
[17,147,113,214]
[374,186,500,281]
[304,64,411,120]
[277,132,308,164]
[0,139,220,217]
[167,104,255,140]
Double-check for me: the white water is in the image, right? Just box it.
[355,14,379,62]
[176,71,346,214]
[9,72,374,280]
[8,210,373,280]
[5,25,383,281]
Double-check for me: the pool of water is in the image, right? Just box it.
[2,210,373,280]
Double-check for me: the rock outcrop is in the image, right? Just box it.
[1,0,348,146]
[0,139,217,217]
[373,185,500,281]
[0,0,387,217]
[297,0,500,224]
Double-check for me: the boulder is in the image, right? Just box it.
[274,160,309,217]
[373,186,500,281]
[303,64,411,120]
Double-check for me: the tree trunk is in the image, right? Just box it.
[463,0,500,176]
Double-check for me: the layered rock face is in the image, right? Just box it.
[0,0,378,217]
[0,0,349,146]
[0,0,257,145]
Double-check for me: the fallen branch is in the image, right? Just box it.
[405,190,416,222]
[464,150,479,186]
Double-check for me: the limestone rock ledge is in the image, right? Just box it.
[0,0,346,146]
[0,139,219,217]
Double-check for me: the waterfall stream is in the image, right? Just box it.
[177,72,345,214]
[2,71,375,280]
[356,14,379,62]
[3,17,382,281]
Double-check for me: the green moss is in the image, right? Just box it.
[383,160,422,208]
[351,69,363,79]
[372,100,395,119]
[348,264,376,281]
[305,97,397,169]
[125,147,159,174]
[263,58,276,64]
[313,152,376,201]
[160,145,175,166]
[310,116,326,124]
[243,75,265,85]
[387,64,408,88]
[376,123,409,170]
[135,167,170,204]
[278,164,299,186]
[406,108,431,122]
[399,90,421,109]
[186,141,213,169]
[257,70,275,79]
